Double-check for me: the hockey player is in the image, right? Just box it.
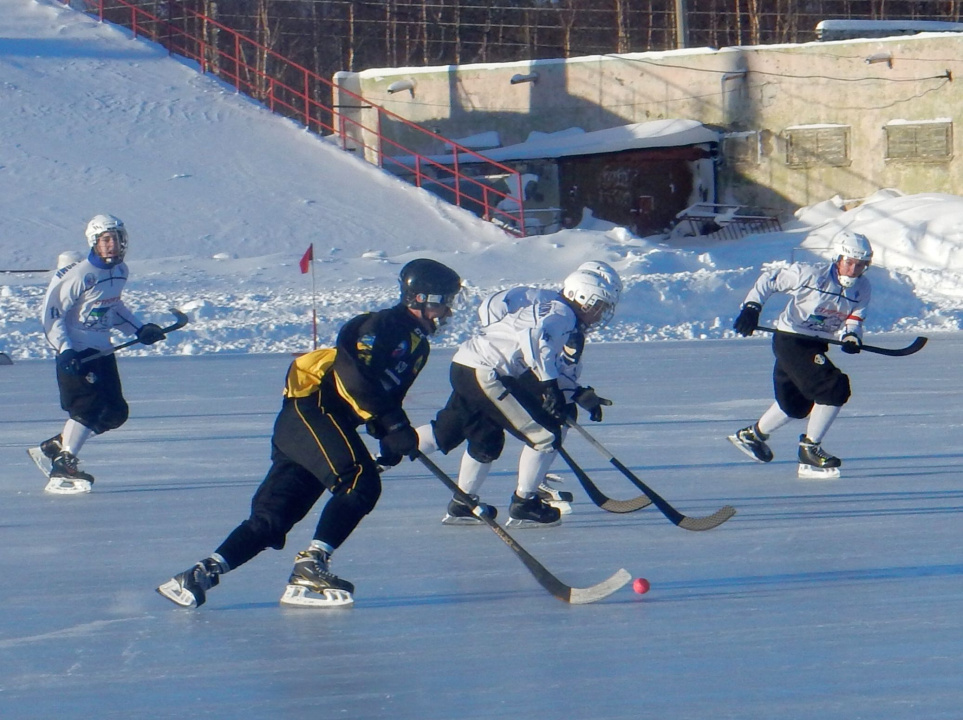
[29,214,167,494]
[157,259,461,609]
[728,230,873,478]
[414,261,621,527]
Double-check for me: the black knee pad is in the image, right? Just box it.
[94,404,129,433]
[818,374,851,407]
[339,482,381,517]
[466,435,504,465]
[778,395,814,419]
[245,513,291,551]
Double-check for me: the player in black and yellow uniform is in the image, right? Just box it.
[157,259,461,608]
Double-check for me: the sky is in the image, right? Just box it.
[1,3,962,718]
[4,0,963,362]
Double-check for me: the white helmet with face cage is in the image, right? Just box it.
[84,214,129,265]
[561,264,621,331]
[833,230,872,288]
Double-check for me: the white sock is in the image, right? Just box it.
[310,539,335,556]
[805,404,841,443]
[415,424,438,455]
[757,403,792,437]
[61,419,92,456]
[457,453,491,494]
[516,446,557,496]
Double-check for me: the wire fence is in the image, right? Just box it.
[122,0,963,80]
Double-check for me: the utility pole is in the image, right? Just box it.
[675,0,688,49]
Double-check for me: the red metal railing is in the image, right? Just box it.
[66,0,527,235]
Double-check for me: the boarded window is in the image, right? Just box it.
[785,126,850,167]
[884,122,952,161]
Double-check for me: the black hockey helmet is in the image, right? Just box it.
[399,258,462,312]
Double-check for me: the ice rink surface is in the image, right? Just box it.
[1,337,961,719]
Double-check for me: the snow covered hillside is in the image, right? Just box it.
[3,0,963,360]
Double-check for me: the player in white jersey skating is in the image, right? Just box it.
[30,214,167,493]
[728,230,873,478]
[415,261,621,527]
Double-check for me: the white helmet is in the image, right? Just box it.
[833,230,872,288]
[562,265,621,330]
[576,261,624,296]
[85,214,128,265]
[57,250,83,269]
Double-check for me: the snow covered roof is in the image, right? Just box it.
[477,119,719,162]
[403,119,719,168]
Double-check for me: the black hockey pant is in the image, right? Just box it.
[57,353,129,435]
[215,395,381,571]
[772,334,851,418]
[431,363,558,464]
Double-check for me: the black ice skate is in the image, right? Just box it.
[26,434,63,477]
[441,493,497,525]
[156,558,222,608]
[45,450,94,494]
[727,423,774,463]
[536,473,574,515]
[505,492,562,528]
[280,549,355,608]
[797,435,841,479]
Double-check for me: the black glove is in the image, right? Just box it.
[57,349,83,375]
[840,332,862,354]
[573,386,612,422]
[367,408,411,439]
[377,425,418,467]
[733,302,762,337]
[136,323,166,346]
[538,379,566,421]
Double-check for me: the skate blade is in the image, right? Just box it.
[727,435,772,463]
[44,477,92,494]
[797,463,841,480]
[280,584,354,608]
[156,579,197,608]
[27,447,53,476]
[441,513,485,526]
[504,516,562,529]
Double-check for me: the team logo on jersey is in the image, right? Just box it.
[82,307,110,329]
[83,273,97,290]
[814,353,826,365]
[392,339,409,358]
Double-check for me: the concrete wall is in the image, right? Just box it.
[333,32,963,218]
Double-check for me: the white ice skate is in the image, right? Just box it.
[797,464,841,480]
[28,446,55,476]
[727,425,774,463]
[27,435,64,477]
[279,549,355,609]
[44,476,93,494]
[797,435,841,480]
[536,473,573,515]
[44,450,94,494]
[280,584,354,608]
[441,494,497,525]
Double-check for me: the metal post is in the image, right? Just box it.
[674,0,688,49]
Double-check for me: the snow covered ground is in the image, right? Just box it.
[4,0,963,362]
[2,340,961,718]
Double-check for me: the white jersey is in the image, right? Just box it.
[477,286,560,326]
[41,253,142,354]
[744,262,870,340]
[455,286,583,395]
